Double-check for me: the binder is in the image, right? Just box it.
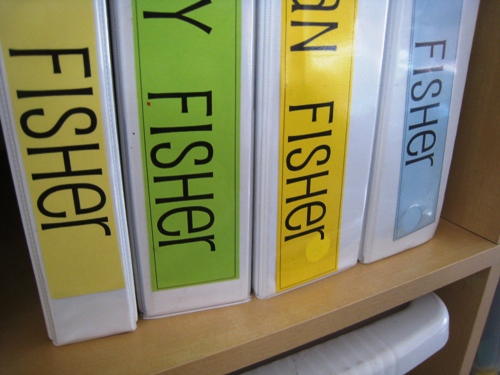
[359,0,480,264]
[0,0,137,344]
[109,0,254,317]
[252,0,390,298]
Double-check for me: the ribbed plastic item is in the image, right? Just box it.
[244,293,449,375]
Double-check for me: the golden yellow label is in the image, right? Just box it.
[0,0,125,299]
[277,0,357,291]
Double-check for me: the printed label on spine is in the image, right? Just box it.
[132,0,241,290]
[277,0,357,291]
[395,0,463,239]
[0,0,125,299]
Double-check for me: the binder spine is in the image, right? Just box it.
[253,0,282,298]
[0,0,137,344]
[359,0,404,262]
[360,0,480,263]
[238,0,256,299]
[254,0,377,297]
[94,0,137,316]
[112,0,254,317]
[108,0,147,314]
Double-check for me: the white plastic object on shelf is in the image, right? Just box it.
[243,292,449,375]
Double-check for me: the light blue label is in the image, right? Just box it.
[395,0,463,239]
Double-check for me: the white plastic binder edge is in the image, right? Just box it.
[252,0,282,299]
[243,292,449,375]
[359,0,480,264]
[110,0,254,318]
[0,0,137,345]
[252,0,390,299]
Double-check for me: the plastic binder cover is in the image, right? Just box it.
[243,292,449,375]
[0,0,137,345]
[252,0,389,298]
[359,0,480,264]
[110,0,254,318]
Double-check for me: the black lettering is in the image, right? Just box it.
[415,40,446,59]
[37,183,106,218]
[27,144,102,180]
[21,107,97,139]
[290,22,338,51]
[285,226,325,242]
[286,171,329,203]
[143,0,212,34]
[150,124,212,134]
[157,206,214,236]
[41,217,111,236]
[288,130,332,142]
[408,103,440,131]
[411,79,442,101]
[16,88,93,99]
[285,201,326,231]
[158,235,216,251]
[148,91,212,116]
[413,66,444,75]
[292,0,340,12]
[286,145,330,171]
[407,130,436,157]
[405,153,434,167]
[289,101,334,122]
[9,48,91,77]
[151,141,213,169]
[154,173,214,204]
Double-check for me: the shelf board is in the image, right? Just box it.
[1,178,499,375]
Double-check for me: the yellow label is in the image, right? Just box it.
[277,0,357,291]
[0,0,125,299]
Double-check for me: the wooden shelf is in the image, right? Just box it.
[1,154,499,374]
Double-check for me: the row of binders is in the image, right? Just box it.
[0,0,479,345]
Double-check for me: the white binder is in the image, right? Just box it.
[109,0,254,318]
[252,0,390,298]
[0,0,137,345]
[359,0,480,263]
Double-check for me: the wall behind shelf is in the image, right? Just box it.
[441,0,500,244]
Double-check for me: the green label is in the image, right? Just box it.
[132,0,240,290]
